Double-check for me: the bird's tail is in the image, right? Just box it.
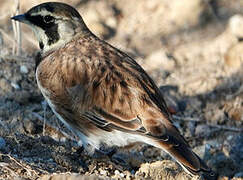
[148,136,217,180]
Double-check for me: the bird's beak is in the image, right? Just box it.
[11,14,29,24]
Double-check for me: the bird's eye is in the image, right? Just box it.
[43,15,54,23]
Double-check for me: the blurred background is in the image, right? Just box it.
[0,0,243,179]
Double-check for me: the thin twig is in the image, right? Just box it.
[16,0,22,55]
[0,28,16,45]
[172,115,203,122]
[42,101,47,136]
[207,124,243,132]
[0,162,19,177]
[0,54,32,62]
[11,0,22,55]
[11,14,17,55]
[173,115,242,132]
[0,153,40,177]
[32,112,77,141]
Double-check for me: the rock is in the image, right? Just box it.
[144,50,175,72]
[224,42,243,69]
[195,124,211,138]
[193,145,206,159]
[99,169,108,176]
[0,78,12,93]
[105,17,117,29]
[168,0,209,27]
[20,65,28,74]
[23,118,37,134]
[234,172,243,178]
[228,15,243,38]
[10,82,20,90]
[41,174,107,180]
[136,160,193,180]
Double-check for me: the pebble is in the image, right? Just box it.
[99,169,107,176]
[195,124,211,138]
[229,14,243,37]
[114,170,120,175]
[0,78,12,92]
[193,145,205,158]
[0,137,6,150]
[234,172,243,178]
[11,82,20,90]
[120,173,125,178]
[20,65,28,74]
[145,50,175,71]
[106,17,117,28]
[224,42,243,69]
[23,118,37,134]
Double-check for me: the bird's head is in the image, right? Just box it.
[11,2,89,53]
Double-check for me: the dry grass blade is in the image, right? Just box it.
[207,124,243,132]
[32,112,77,142]
[11,0,22,55]
[0,162,19,178]
[173,115,242,132]
[16,0,22,55]
[0,54,32,62]
[173,115,203,122]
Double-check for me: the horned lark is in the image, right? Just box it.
[12,2,217,179]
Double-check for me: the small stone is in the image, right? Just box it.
[229,14,243,38]
[195,124,211,138]
[234,172,243,178]
[136,160,190,180]
[144,50,175,71]
[124,171,132,180]
[11,82,20,90]
[23,119,37,134]
[0,137,6,150]
[106,17,117,28]
[99,169,107,176]
[193,145,205,158]
[224,42,243,69]
[114,170,120,175]
[120,173,125,178]
[0,79,12,93]
[20,65,29,74]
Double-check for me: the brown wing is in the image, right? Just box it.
[63,43,182,141]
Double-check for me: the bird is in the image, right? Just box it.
[11,2,217,179]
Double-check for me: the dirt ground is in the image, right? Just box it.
[0,0,243,179]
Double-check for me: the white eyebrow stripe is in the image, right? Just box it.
[31,10,51,17]
[31,10,77,20]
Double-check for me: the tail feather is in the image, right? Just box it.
[150,137,218,180]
